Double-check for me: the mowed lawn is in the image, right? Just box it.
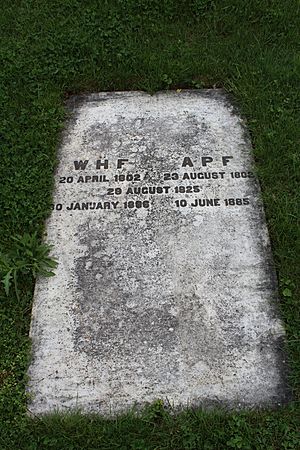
[0,1,299,448]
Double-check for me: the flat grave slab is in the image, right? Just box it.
[28,90,289,414]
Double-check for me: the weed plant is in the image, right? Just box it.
[0,0,299,448]
[0,233,57,300]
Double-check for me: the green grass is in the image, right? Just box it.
[0,0,299,448]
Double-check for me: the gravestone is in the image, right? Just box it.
[28,90,289,414]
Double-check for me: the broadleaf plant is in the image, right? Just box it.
[0,233,57,300]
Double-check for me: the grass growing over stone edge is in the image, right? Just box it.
[0,0,299,448]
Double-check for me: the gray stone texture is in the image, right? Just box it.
[28,91,289,414]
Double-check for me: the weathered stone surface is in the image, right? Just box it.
[28,90,289,414]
